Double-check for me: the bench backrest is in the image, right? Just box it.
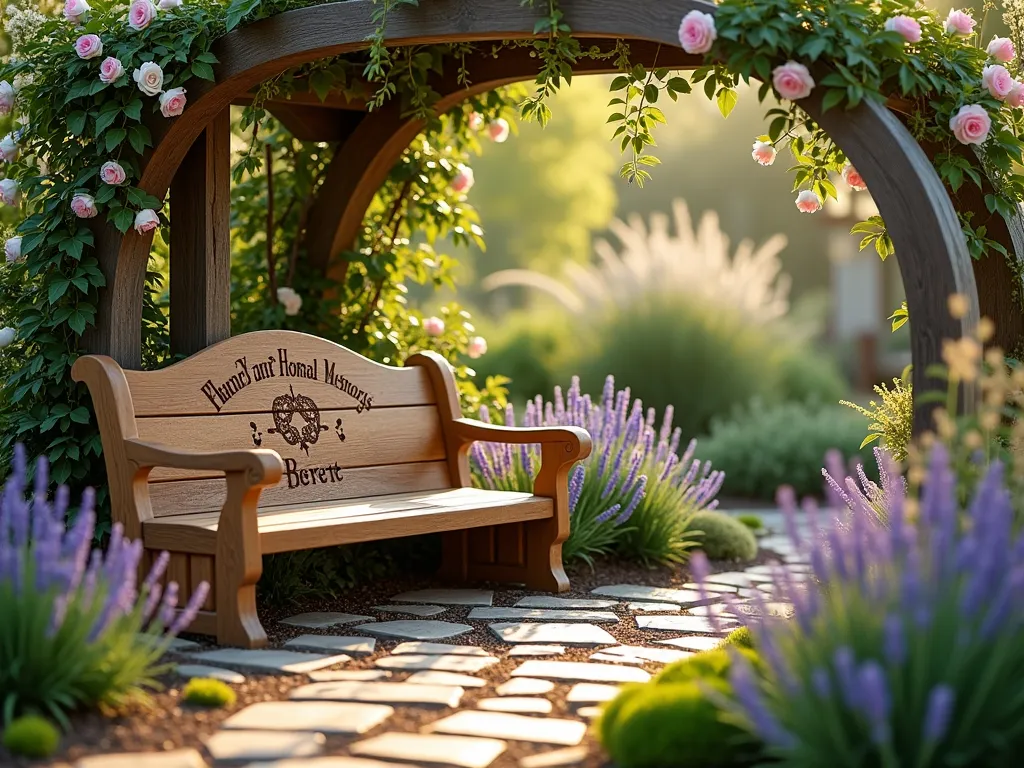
[79,331,463,517]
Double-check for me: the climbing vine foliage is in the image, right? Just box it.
[0,0,1022,511]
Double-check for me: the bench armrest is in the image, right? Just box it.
[124,438,284,487]
[451,418,592,464]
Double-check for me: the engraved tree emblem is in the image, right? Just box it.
[267,385,328,456]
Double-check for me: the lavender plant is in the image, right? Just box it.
[0,445,208,726]
[471,376,723,565]
[696,444,1024,767]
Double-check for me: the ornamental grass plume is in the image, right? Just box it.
[471,375,723,565]
[697,444,1024,767]
[0,444,208,726]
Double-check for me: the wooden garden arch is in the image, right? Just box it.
[84,0,1023,434]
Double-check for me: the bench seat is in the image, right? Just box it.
[144,487,553,555]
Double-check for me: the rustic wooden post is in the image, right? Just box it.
[169,107,232,357]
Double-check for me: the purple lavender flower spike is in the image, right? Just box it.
[617,476,647,525]
[568,465,584,513]
[832,647,860,709]
[142,582,164,627]
[159,581,180,627]
[857,661,891,745]
[144,551,171,591]
[777,485,802,549]
[811,667,831,699]
[883,614,905,666]
[922,685,955,744]
[659,405,675,444]
[170,582,211,636]
[729,657,797,749]
[595,503,622,525]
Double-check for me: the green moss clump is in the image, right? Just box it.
[720,626,756,650]
[690,510,758,562]
[655,646,761,685]
[182,678,236,708]
[598,678,759,767]
[737,514,764,532]
[3,715,60,759]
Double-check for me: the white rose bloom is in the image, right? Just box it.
[0,327,16,348]
[277,286,303,316]
[133,61,164,96]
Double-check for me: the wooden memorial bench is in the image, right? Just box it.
[73,330,591,648]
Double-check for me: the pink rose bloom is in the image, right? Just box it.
[422,316,445,336]
[988,36,1016,63]
[451,165,474,194]
[5,236,21,263]
[99,57,125,84]
[1009,81,1024,108]
[127,0,157,31]
[983,64,1015,100]
[678,10,717,55]
[795,190,821,213]
[0,179,19,206]
[64,0,91,23]
[74,34,103,60]
[71,193,98,219]
[467,336,488,359]
[0,81,14,116]
[772,61,815,101]
[487,118,510,143]
[883,15,922,44]
[949,104,991,145]
[468,112,484,131]
[159,87,187,118]
[134,208,159,234]
[100,160,126,185]
[842,164,867,191]
[751,140,776,166]
[944,9,976,37]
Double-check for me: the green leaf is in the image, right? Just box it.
[717,88,738,118]
[112,208,134,233]
[94,109,119,136]
[105,128,127,153]
[128,125,151,154]
[67,111,87,137]
[48,278,71,305]
[309,69,334,102]
[821,88,845,113]
[191,61,215,81]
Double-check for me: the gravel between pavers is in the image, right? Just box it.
[5,551,784,768]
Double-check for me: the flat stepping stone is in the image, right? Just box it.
[356,620,472,641]
[391,588,493,606]
[375,653,499,673]
[512,660,650,684]
[351,733,506,768]
[514,596,617,610]
[290,680,464,708]
[635,615,732,634]
[427,711,587,746]
[406,670,487,688]
[681,581,740,594]
[589,652,645,665]
[469,607,618,623]
[519,746,589,768]
[591,584,709,605]
[204,730,325,762]
[704,571,771,588]
[508,645,565,657]
[309,669,391,682]
[489,622,615,646]
[496,678,555,696]
[283,635,376,655]
[375,604,447,617]
[478,697,553,714]
[628,602,681,613]
[566,683,621,704]
[75,751,205,768]
[655,635,722,652]
[222,701,393,734]
[138,635,201,653]
[591,645,692,665]
[187,648,351,674]
[281,612,373,629]
[392,641,489,656]
[173,664,245,684]
[576,706,602,720]
[250,759,418,768]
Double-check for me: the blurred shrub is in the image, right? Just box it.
[183,679,236,708]
[720,626,755,650]
[699,400,876,500]
[471,308,578,403]
[737,514,764,532]
[689,510,758,562]
[573,297,846,441]
[841,372,914,462]
[2,716,59,759]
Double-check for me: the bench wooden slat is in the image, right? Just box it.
[139,405,446,484]
[124,330,435,416]
[143,488,553,555]
[147,460,453,515]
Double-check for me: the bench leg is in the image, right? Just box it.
[214,472,268,648]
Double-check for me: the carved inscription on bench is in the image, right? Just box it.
[198,347,377,490]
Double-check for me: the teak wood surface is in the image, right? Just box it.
[76,0,1001,435]
[73,330,591,647]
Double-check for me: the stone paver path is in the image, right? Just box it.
[81,551,806,768]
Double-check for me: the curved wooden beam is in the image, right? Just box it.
[95,0,978,435]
